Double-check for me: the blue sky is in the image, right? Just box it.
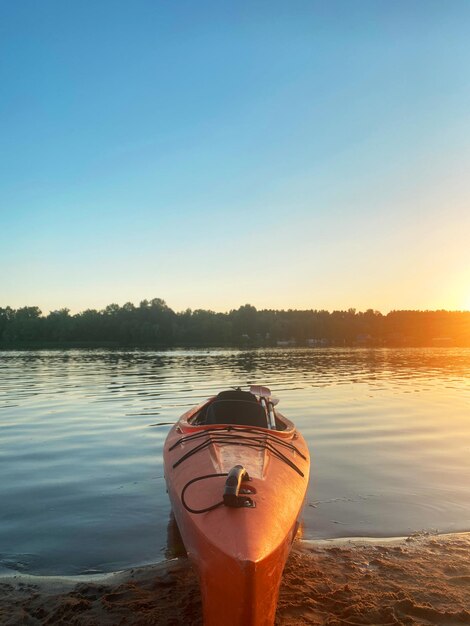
[1,1,469,313]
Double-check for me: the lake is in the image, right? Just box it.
[1,347,469,575]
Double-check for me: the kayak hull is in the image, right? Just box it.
[197,529,296,626]
[163,397,310,626]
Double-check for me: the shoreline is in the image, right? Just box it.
[0,531,461,584]
[2,532,469,625]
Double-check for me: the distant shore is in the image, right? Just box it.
[2,301,469,349]
[1,341,469,350]
[2,532,469,625]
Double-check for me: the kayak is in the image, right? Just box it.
[163,386,310,626]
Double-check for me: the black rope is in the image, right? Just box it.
[181,473,228,514]
[169,426,261,451]
[170,426,306,459]
[171,429,306,465]
[202,431,307,459]
[172,433,305,477]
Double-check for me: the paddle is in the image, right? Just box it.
[249,385,279,406]
[249,385,278,429]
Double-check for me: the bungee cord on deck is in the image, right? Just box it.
[170,427,306,477]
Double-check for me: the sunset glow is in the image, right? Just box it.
[1,2,469,314]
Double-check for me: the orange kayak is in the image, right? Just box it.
[163,387,310,626]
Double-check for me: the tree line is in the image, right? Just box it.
[0,298,469,347]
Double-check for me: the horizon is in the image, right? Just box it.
[2,297,470,317]
[1,2,470,313]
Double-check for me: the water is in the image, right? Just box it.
[0,348,469,575]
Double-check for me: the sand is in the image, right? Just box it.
[1,532,469,625]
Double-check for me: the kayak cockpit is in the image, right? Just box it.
[189,388,289,431]
[196,389,268,428]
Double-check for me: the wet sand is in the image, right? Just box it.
[1,532,469,625]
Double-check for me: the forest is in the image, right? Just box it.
[0,299,469,348]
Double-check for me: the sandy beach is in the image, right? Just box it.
[1,532,469,625]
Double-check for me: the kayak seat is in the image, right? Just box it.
[205,400,268,427]
[205,389,268,428]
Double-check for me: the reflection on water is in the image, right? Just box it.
[165,513,187,560]
[0,348,469,575]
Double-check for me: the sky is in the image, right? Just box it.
[1,0,469,315]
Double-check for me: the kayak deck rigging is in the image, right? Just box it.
[169,426,306,477]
